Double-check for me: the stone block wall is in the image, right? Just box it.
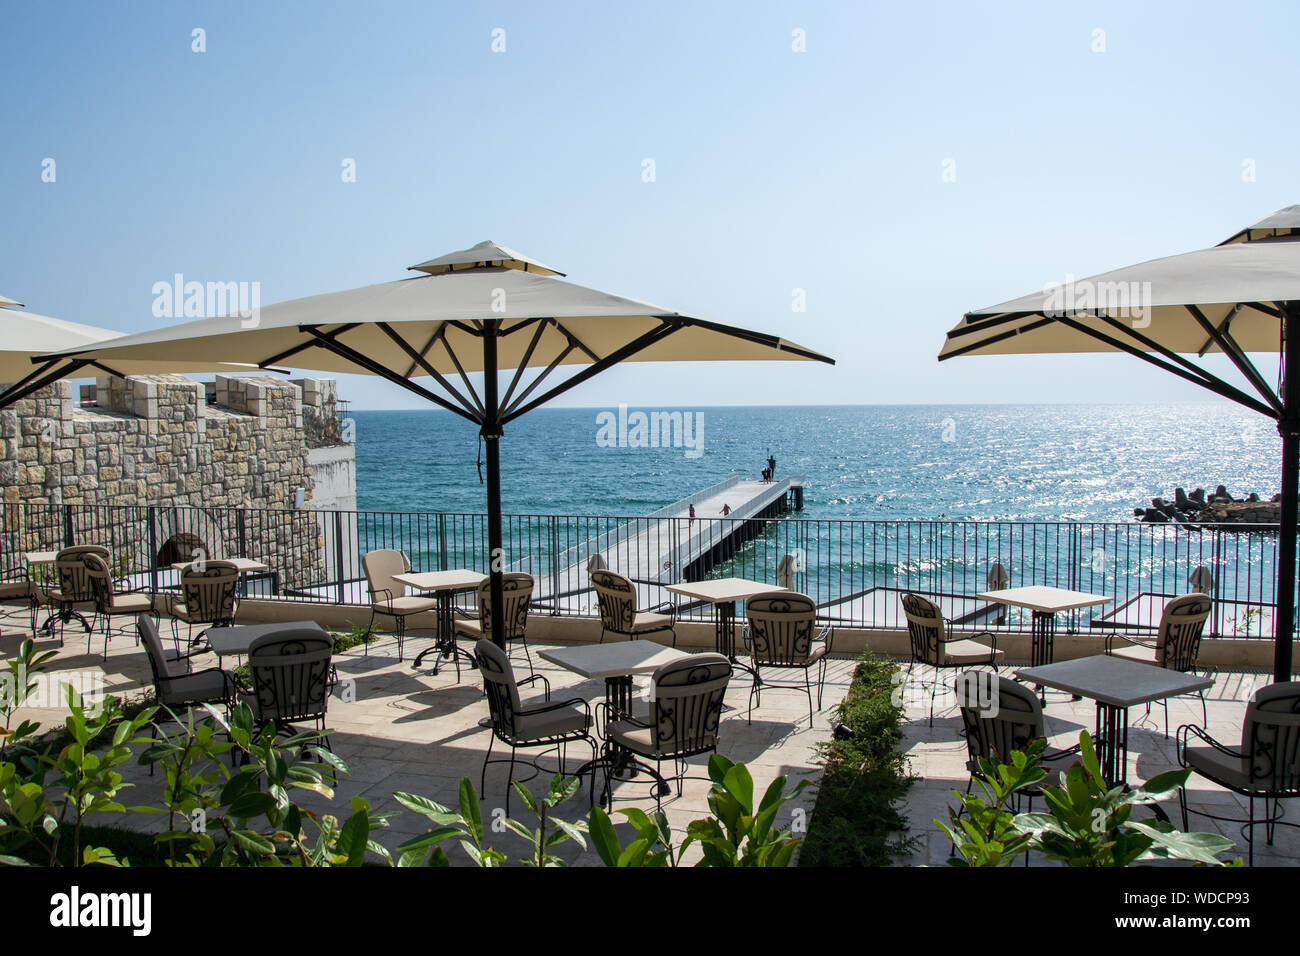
[0,374,345,590]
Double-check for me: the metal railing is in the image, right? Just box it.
[0,501,1292,638]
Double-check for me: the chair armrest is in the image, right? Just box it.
[816,622,834,654]
[369,587,395,610]
[517,673,551,700]
[1176,723,1243,766]
[952,629,998,656]
[1104,630,1157,655]
[643,600,676,621]
[518,696,589,719]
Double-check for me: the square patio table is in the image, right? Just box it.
[1015,654,1212,785]
[540,641,694,805]
[976,585,1111,667]
[171,557,272,600]
[393,569,486,674]
[205,620,328,662]
[665,577,787,666]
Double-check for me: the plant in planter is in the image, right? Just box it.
[937,731,1239,867]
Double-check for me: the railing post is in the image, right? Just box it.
[549,516,560,614]
[334,510,346,604]
[438,513,448,571]
[62,503,74,548]
[147,505,158,595]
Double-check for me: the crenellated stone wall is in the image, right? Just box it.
[0,374,353,590]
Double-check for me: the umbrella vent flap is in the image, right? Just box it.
[408,240,565,277]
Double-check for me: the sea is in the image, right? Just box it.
[352,403,1281,523]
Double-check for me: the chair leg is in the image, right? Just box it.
[1179,786,1188,831]
[481,735,494,793]
[803,669,814,728]
[748,666,760,725]
[1249,797,1255,866]
[505,748,517,817]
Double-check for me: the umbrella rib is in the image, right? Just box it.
[939,317,1057,360]
[377,322,482,419]
[434,331,485,416]
[500,318,553,412]
[1194,303,1244,358]
[301,328,481,424]
[1060,316,1276,418]
[673,315,835,363]
[0,359,90,410]
[501,341,575,419]
[265,325,359,368]
[1184,305,1283,414]
[401,326,444,380]
[550,320,601,363]
[501,320,681,425]
[0,358,62,407]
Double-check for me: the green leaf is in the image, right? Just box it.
[588,806,622,867]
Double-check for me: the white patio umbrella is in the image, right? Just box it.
[0,295,272,403]
[940,206,1300,681]
[30,242,834,647]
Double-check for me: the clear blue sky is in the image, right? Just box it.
[3,1,1296,410]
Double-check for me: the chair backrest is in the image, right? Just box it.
[646,654,732,758]
[591,569,636,633]
[1188,565,1215,594]
[474,638,524,740]
[1155,593,1211,670]
[901,592,946,666]
[138,615,183,685]
[987,561,1009,591]
[180,561,239,624]
[363,549,409,603]
[745,592,820,666]
[776,553,797,590]
[475,573,533,640]
[54,544,109,604]
[1243,681,1300,795]
[80,551,118,612]
[247,628,333,726]
[957,674,1045,769]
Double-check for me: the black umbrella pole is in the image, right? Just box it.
[483,325,507,650]
[1277,303,1300,683]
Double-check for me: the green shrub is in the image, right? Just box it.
[799,653,915,866]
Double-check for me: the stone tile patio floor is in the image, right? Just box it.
[1,606,1292,865]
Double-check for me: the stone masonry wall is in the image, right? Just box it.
[0,374,344,590]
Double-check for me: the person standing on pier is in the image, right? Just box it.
[689,503,696,522]
[722,503,731,516]
[767,452,776,481]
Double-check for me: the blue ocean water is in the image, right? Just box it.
[352,404,1281,523]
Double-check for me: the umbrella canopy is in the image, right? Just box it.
[31,243,834,647]
[0,298,257,400]
[939,207,1300,681]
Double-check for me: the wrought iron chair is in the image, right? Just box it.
[1105,593,1212,734]
[1177,681,1300,865]
[242,627,337,777]
[0,565,38,637]
[45,544,109,646]
[362,549,437,662]
[955,673,1081,810]
[82,551,156,660]
[169,560,240,654]
[590,568,676,647]
[455,572,536,674]
[604,654,733,809]
[742,592,832,727]
[138,616,238,775]
[474,638,596,815]
[901,592,1003,727]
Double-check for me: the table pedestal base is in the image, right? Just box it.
[412,592,478,678]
